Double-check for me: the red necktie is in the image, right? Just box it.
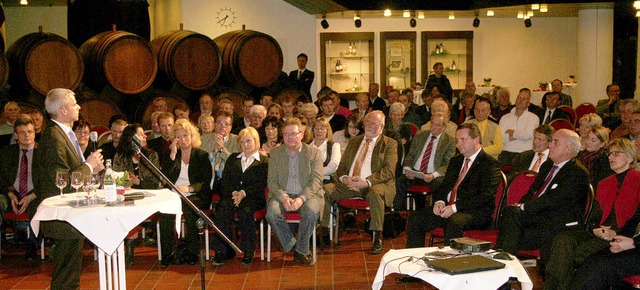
[533,165,558,199]
[19,149,28,198]
[449,158,471,205]
[419,136,437,173]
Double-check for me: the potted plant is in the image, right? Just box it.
[483,77,492,87]
[539,81,549,91]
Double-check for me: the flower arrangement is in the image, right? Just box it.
[483,77,492,86]
[539,81,549,91]
[114,171,132,187]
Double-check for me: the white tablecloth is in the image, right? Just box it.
[31,189,182,255]
[372,247,533,290]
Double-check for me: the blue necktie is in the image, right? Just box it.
[68,131,85,163]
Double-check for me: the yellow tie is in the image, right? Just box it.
[353,138,372,177]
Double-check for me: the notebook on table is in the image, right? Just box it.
[426,255,505,275]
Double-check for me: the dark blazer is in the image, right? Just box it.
[351,107,370,119]
[34,122,92,239]
[537,108,569,125]
[232,116,248,135]
[164,147,213,206]
[0,143,39,215]
[147,136,172,170]
[520,158,590,235]
[403,130,455,177]
[288,69,314,98]
[415,105,432,126]
[336,134,398,207]
[369,96,386,112]
[328,114,347,133]
[215,152,268,210]
[509,150,538,180]
[577,149,613,190]
[434,149,501,221]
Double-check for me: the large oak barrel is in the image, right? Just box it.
[6,32,83,96]
[78,98,122,128]
[214,30,283,88]
[80,31,157,94]
[151,30,221,91]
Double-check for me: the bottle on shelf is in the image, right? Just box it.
[335,60,343,72]
[104,159,117,203]
[435,44,441,54]
[451,60,457,70]
[352,78,359,91]
[439,42,445,53]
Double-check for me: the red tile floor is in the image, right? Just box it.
[0,226,544,290]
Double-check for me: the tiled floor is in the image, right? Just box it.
[0,226,543,290]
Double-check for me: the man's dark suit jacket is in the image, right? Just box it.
[34,122,92,239]
[369,97,386,112]
[519,158,590,236]
[147,136,172,170]
[537,108,569,125]
[328,114,347,133]
[289,69,314,98]
[0,143,39,215]
[403,130,455,177]
[415,105,432,126]
[509,150,537,180]
[232,116,248,135]
[215,152,268,211]
[433,149,501,222]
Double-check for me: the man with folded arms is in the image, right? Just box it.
[322,111,398,254]
[496,129,590,266]
[498,88,540,165]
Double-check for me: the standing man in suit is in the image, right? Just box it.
[322,111,398,254]
[404,123,501,248]
[393,112,455,210]
[289,53,314,99]
[426,62,453,103]
[266,117,324,266]
[0,116,39,259]
[496,129,590,265]
[538,91,569,125]
[509,125,554,179]
[368,83,387,112]
[33,88,104,290]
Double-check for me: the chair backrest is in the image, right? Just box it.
[583,184,595,231]
[557,105,577,126]
[575,102,596,125]
[492,171,508,228]
[506,170,538,205]
[407,122,419,136]
[549,118,574,131]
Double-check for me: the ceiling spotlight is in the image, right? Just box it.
[531,4,540,10]
[448,13,455,20]
[410,17,417,28]
[403,11,410,18]
[527,11,534,17]
[635,1,640,9]
[320,15,329,29]
[540,4,548,13]
[20,0,28,5]
[384,9,391,17]
[524,18,532,28]
[517,11,524,19]
[636,11,640,18]
[418,12,425,19]
[354,14,362,28]
[487,10,494,17]
[473,17,480,28]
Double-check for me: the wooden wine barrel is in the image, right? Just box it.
[78,98,123,128]
[214,89,247,117]
[80,31,157,94]
[137,95,189,129]
[214,30,283,88]
[6,32,83,96]
[151,30,221,91]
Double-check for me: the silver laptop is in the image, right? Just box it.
[426,255,505,275]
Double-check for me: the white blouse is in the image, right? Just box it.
[310,139,342,179]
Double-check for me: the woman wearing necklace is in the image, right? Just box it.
[260,116,282,155]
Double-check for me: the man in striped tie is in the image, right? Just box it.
[393,112,456,210]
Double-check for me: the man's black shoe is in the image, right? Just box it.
[293,251,314,266]
[241,251,254,265]
[212,250,236,266]
[160,254,172,268]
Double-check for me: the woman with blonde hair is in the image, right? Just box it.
[309,117,341,183]
[577,125,613,188]
[578,113,603,148]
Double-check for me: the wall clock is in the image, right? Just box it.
[216,7,236,29]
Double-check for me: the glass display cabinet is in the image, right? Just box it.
[380,31,416,99]
[320,32,374,100]
[421,31,473,90]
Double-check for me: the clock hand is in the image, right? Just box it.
[217,15,228,24]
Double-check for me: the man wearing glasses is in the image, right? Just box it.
[202,112,240,184]
[266,117,324,266]
[322,111,398,254]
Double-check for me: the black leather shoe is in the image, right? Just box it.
[241,251,253,265]
[212,250,236,266]
[186,253,199,265]
[25,243,38,261]
[293,251,314,266]
[395,276,423,283]
[160,254,172,268]
[125,239,135,267]
[320,227,331,246]
[371,231,384,255]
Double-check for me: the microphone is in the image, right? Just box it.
[89,131,98,151]
[132,135,143,149]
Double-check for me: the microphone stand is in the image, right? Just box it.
[132,141,240,290]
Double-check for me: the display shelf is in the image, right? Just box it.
[421,31,473,91]
[320,32,374,100]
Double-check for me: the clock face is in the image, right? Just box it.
[216,7,236,29]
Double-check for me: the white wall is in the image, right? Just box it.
[4,6,67,45]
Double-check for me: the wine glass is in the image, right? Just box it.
[55,171,68,198]
[71,172,83,202]
[82,174,93,203]
[90,173,100,201]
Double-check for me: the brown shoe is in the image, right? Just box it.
[293,251,314,266]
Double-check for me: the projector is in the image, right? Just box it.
[450,237,493,253]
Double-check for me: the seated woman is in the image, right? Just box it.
[260,116,282,156]
[198,114,214,135]
[385,102,413,153]
[577,126,613,189]
[72,118,93,159]
[113,123,161,266]
[211,127,268,265]
[333,113,363,155]
[577,113,603,149]
[158,119,212,267]
[267,103,284,121]
[309,117,341,183]
[545,138,640,289]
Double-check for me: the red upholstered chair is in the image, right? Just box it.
[549,118,574,132]
[1,212,45,260]
[329,197,370,245]
[267,211,317,263]
[428,171,507,246]
[405,184,432,211]
[407,123,419,136]
[557,105,577,126]
[624,276,640,288]
[574,102,596,126]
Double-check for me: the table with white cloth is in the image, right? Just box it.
[31,189,182,290]
[372,247,533,290]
